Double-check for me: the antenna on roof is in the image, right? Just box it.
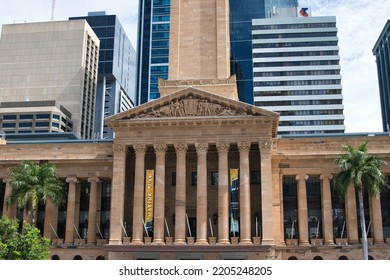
[51,0,56,21]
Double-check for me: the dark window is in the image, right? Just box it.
[211,171,219,186]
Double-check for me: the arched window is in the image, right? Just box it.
[368,255,374,260]
[338,255,348,260]
[96,255,106,260]
[73,255,83,260]
[288,256,298,260]
[51,255,60,260]
[313,256,323,260]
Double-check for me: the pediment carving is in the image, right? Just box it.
[133,96,247,119]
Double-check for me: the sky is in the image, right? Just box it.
[0,0,389,133]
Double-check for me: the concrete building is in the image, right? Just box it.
[0,0,389,260]
[0,20,99,139]
[373,20,390,133]
[70,12,137,139]
[252,15,345,135]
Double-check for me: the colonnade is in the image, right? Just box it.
[109,141,274,245]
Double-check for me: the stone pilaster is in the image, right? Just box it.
[195,143,208,245]
[109,144,127,245]
[345,184,359,244]
[153,144,167,244]
[174,143,188,245]
[320,174,334,245]
[216,142,230,244]
[296,174,310,246]
[65,177,78,244]
[87,177,100,245]
[370,195,385,244]
[131,144,147,244]
[43,198,58,239]
[260,140,274,245]
[238,141,252,244]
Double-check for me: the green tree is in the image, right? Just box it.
[0,216,50,260]
[6,161,66,225]
[333,141,388,260]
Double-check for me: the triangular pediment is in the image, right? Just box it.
[107,87,279,121]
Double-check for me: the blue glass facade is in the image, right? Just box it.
[137,0,297,105]
[70,12,137,138]
[137,0,170,104]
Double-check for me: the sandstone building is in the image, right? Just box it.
[0,0,389,260]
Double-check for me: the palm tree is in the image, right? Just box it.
[6,161,66,226]
[333,141,388,260]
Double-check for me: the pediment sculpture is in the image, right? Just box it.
[134,97,248,119]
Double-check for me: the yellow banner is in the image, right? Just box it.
[144,169,155,231]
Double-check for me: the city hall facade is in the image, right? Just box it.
[1,0,390,260]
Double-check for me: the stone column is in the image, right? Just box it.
[345,184,359,244]
[260,140,273,245]
[87,177,100,245]
[131,144,147,244]
[370,195,384,244]
[238,141,252,244]
[320,174,334,245]
[296,174,310,246]
[195,142,208,245]
[216,142,230,244]
[153,144,167,244]
[65,177,78,244]
[109,144,127,245]
[174,143,188,244]
[2,179,16,218]
[43,198,58,239]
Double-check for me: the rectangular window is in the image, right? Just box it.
[191,172,197,186]
[211,171,218,186]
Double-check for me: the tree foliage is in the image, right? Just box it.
[6,161,66,224]
[333,141,388,260]
[0,216,50,260]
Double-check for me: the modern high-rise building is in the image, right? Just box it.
[373,20,390,133]
[70,12,137,139]
[136,0,298,105]
[252,14,345,134]
[0,20,99,139]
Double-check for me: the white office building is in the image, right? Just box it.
[252,15,345,135]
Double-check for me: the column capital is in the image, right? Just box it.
[237,141,251,152]
[114,144,125,153]
[66,177,78,184]
[259,140,272,151]
[153,143,168,154]
[295,174,308,182]
[174,143,188,153]
[88,177,100,184]
[320,173,333,181]
[133,143,147,154]
[216,142,230,153]
[2,178,9,184]
[195,143,208,154]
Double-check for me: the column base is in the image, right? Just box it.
[298,240,311,246]
[151,239,165,245]
[130,239,144,245]
[216,239,230,245]
[260,238,274,245]
[239,239,253,245]
[174,239,187,245]
[195,239,208,245]
[323,240,335,246]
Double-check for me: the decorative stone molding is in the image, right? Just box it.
[237,142,251,152]
[295,174,309,182]
[195,143,209,154]
[66,177,78,184]
[153,143,167,154]
[320,174,333,181]
[260,140,272,151]
[87,177,100,184]
[133,144,147,153]
[113,144,124,153]
[134,96,247,119]
[158,76,236,87]
[174,143,188,153]
[216,142,230,153]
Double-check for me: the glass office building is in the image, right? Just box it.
[70,12,137,139]
[373,20,390,132]
[137,0,298,105]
